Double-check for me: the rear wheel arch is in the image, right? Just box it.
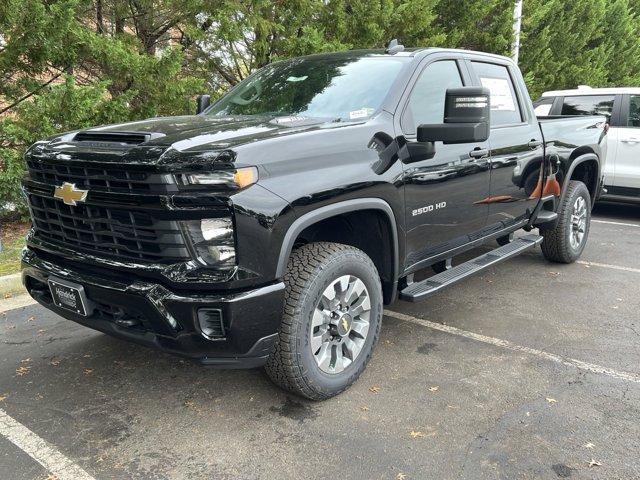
[562,153,600,206]
[276,199,399,304]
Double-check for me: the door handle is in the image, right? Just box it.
[469,148,489,159]
[528,139,543,149]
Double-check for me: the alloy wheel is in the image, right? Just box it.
[310,275,371,374]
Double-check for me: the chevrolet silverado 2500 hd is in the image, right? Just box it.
[22,45,607,400]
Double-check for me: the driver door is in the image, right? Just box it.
[400,59,491,268]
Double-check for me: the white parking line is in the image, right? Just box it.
[592,219,640,228]
[577,260,640,274]
[0,408,96,480]
[384,309,640,385]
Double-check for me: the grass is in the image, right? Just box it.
[0,221,30,276]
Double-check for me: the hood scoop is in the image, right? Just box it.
[74,131,165,146]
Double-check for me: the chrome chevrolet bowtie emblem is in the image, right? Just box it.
[54,182,88,206]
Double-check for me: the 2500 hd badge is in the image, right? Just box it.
[412,201,447,216]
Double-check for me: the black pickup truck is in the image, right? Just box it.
[22,44,607,400]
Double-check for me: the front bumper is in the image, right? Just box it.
[22,247,285,368]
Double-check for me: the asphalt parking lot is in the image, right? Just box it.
[1,203,639,480]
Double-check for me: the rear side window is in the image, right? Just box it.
[628,95,640,127]
[471,62,523,126]
[560,95,615,121]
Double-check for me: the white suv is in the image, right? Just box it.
[534,86,640,203]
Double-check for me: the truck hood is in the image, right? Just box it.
[32,114,338,171]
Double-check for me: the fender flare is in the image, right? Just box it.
[560,153,601,206]
[275,198,400,283]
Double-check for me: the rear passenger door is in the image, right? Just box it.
[468,59,544,230]
[611,94,640,195]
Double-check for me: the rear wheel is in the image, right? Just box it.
[265,242,383,400]
[541,180,591,263]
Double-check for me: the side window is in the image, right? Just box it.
[402,60,463,134]
[628,95,640,127]
[560,95,615,121]
[471,62,523,126]
[533,97,554,116]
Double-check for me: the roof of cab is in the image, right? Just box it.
[284,47,514,63]
[542,86,640,97]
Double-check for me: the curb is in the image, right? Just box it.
[0,272,25,296]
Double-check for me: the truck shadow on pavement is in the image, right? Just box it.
[593,201,640,220]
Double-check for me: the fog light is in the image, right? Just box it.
[197,308,225,339]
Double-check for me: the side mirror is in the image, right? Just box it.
[196,94,211,114]
[417,87,490,144]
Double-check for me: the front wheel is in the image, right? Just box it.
[541,180,591,263]
[265,242,383,400]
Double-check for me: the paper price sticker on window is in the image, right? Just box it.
[480,77,516,112]
[349,107,375,120]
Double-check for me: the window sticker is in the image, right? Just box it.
[349,107,375,120]
[480,77,516,112]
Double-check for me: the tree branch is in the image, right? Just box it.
[0,70,67,116]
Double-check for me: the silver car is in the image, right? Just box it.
[534,86,640,203]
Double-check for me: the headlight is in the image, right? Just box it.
[182,167,258,189]
[184,218,236,267]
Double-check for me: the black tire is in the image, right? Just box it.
[541,180,591,263]
[264,242,383,400]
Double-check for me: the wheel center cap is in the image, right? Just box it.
[337,314,352,337]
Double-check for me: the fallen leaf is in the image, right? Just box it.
[396,473,407,480]
[548,271,560,276]
[4,293,13,299]
[46,474,60,480]
[21,358,31,363]
[83,368,93,375]
[588,459,602,468]
[546,397,557,404]
[15,366,30,376]
[369,386,380,393]
[616,298,623,302]
[184,400,195,407]
[584,442,595,449]
[410,430,426,438]
[27,316,35,321]
[6,325,16,330]
[37,329,46,335]
[360,406,370,411]
[50,359,61,367]
[428,386,439,392]
[0,394,7,402]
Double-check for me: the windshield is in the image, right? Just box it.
[206,56,408,121]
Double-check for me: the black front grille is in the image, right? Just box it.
[26,159,175,194]
[28,193,190,263]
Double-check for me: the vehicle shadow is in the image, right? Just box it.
[593,201,640,221]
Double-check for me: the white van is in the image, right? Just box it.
[535,87,640,203]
